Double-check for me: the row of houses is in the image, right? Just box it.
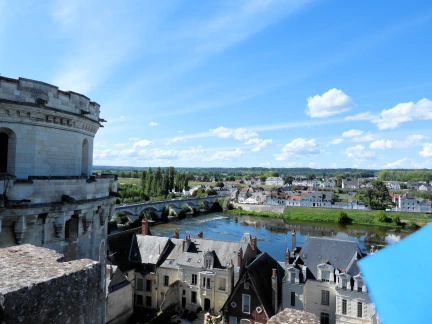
[390,193,432,213]
[106,222,377,323]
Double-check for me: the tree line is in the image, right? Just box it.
[378,170,432,182]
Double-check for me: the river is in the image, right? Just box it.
[149,212,415,261]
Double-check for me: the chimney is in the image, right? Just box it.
[183,236,192,252]
[291,230,296,252]
[237,247,243,267]
[172,230,179,239]
[251,236,257,251]
[198,231,203,238]
[271,268,278,314]
[141,218,149,235]
[285,248,290,265]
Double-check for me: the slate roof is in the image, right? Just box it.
[107,227,142,272]
[160,237,251,271]
[295,237,363,280]
[224,252,285,318]
[129,235,170,265]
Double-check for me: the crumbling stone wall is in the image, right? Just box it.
[0,245,105,324]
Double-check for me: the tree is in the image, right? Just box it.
[336,174,345,188]
[337,211,351,224]
[284,176,294,185]
[271,171,280,177]
[400,183,407,189]
[260,175,266,183]
[215,181,224,187]
[140,170,147,191]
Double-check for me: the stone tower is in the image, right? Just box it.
[0,76,117,261]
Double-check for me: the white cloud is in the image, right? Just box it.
[244,138,272,152]
[369,134,426,150]
[420,143,432,157]
[342,129,363,137]
[149,121,159,126]
[205,148,245,161]
[129,138,140,141]
[166,137,185,145]
[329,138,344,145]
[346,145,375,160]
[351,133,379,142]
[114,143,126,147]
[309,162,320,168]
[383,157,429,169]
[274,138,319,160]
[344,112,377,121]
[178,130,184,134]
[373,98,432,129]
[133,139,152,148]
[210,126,258,141]
[384,157,410,168]
[306,88,354,118]
[260,162,271,167]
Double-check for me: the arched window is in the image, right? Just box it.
[0,128,16,175]
[81,138,89,176]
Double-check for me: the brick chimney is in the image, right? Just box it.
[198,231,203,238]
[237,247,243,267]
[285,248,290,265]
[271,268,278,314]
[141,218,149,235]
[251,236,257,251]
[172,230,179,239]
[291,230,296,252]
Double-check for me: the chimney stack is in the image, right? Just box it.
[291,230,296,253]
[251,236,257,251]
[271,268,278,314]
[285,248,290,265]
[141,218,149,235]
[198,231,203,238]
[183,236,192,252]
[172,230,179,239]
[237,247,243,267]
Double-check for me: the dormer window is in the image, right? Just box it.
[342,278,348,289]
[321,270,330,282]
[204,251,214,269]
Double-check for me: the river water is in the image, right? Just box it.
[150,212,414,261]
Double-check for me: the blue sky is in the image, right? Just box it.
[1,0,432,169]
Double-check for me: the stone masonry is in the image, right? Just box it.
[0,245,105,324]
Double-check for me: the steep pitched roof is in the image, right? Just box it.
[107,227,142,272]
[129,235,170,265]
[223,252,285,318]
[162,237,251,270]
[295,237,363,280]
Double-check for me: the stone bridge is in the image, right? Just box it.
[114,195,223,220]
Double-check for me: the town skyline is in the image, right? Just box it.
[1,0,432,169]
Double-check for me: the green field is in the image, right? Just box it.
[226,206,431,228]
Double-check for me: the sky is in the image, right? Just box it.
[1,0,432,169]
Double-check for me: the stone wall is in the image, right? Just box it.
[0,245,105,324]
[233,203,285,214]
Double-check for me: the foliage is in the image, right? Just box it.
[215,181,224,187]
[392,215,402,226]
[112,212,129,225]
[378,169,432,182]
[375,211,391,223]
[259,175,266,183]
[400,183,408,189]
[357,180,391,210]
[206,188,217,196]
[336,174,345,188]
[337,211,351,224]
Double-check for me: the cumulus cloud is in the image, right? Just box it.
[210,126,258,141]
[344,112,377,121]
[351,133,379,143]
[205,148,245,161]
[373,98,432,130]
[149,121,159,126]
[369,134,426,150]
[306,88,354,118]
[329,138,344,145]
[342,129,363,137]
[346,145,375,160]
[133,139,152,148]
[274,138,319,161]
[244,138,272,152]
[420,143,432,157]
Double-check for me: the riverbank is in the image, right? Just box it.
[226,206,431,228]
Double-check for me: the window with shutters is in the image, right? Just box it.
[342,299,347,315]
[242,294,251,313]
[357,302,362,318]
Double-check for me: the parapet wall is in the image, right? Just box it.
[0,77,100,122]
[0,245,105,324]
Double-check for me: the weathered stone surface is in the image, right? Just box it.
[268,308,319,324]
[0,244,104,324]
